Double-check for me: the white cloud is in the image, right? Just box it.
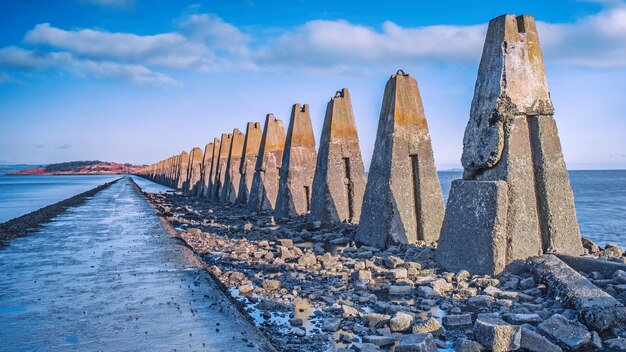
[256,20,485,72]
[78,0,133,9]
[0,46,178,85]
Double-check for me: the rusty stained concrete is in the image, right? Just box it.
[275,104,317,220]
[309,88,366,227]
[248,114,286,212]
[437,14,584,275]
[357,71,444,248]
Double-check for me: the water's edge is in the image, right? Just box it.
[128,177,277,352]
[0,177,122,247]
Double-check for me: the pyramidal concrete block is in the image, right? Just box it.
[275,104,318,220]
[221,128,245,204]
[437,14,584,275]
[248,114,286,212]
[309,88,366,227]
[185,147,204,196]
[198,142,214,197]
[176,151,189,190]
[237,122,263,205]
[212,133,232,201]
[204,137,221,198]
[357,71,444,247]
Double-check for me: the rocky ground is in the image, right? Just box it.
[146,192,626,352]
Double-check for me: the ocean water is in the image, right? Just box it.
[0,171,624,248]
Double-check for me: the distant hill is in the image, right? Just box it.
[8,161,145,175]
[0,164,42,175]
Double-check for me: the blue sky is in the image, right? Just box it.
[1,0,626,169]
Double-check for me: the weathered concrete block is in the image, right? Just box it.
[212,133,232,201]
[220,128,245,204]
[437,14,583,275]
[473,317,521,352]
[436,180,508,275]
[176,151,189,190]
[236,122,262,205]
[395,333,437,352]
[204,137,221,198]
[309,88,366,227]
[248,114,286,212]
[184,147,203,196]
[198,142,214,197]
[275,103,317,220]
[357,71,444,247]
[529,254,626,331]
[537,314,591,350]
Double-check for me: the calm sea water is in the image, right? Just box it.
[0,171,624,247]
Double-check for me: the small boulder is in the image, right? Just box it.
[395,333,437,352]
[262,279,282,292]
[537,314,591,350]
[473,317,521,351]
[390,312,414,332]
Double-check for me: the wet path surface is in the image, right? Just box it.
[0,177,268,351]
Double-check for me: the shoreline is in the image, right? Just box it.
[0,177,122,248]
[143,191,626,352]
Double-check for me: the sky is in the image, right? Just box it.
[1,0,626,170]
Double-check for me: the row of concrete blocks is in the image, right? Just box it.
[139,14,586,275]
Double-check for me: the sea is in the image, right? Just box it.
[0,171,625,248]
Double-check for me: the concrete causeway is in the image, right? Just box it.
[0,177,272,351]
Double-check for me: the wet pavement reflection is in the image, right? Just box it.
[0,177,267,351]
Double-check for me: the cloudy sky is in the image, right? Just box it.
[1,0,625,169]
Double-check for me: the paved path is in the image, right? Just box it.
[0,177,271,351]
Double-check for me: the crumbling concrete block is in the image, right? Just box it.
[184,147,203,196]
[395,333,437,352]
[176,150,189,190]
[220,128,245,204]
[275,103,317,220]
[473,317,521,352]
[529,255,626,331]
[212,133,232,201]
[309,88,366,227]
[198,142,214,197]
[248,114,286,212]
[236,122,262,205]
[436,180,508,275]
[357,71,444,247]
[537,314,591,350]
[204,137,221,198]
[437,14,583,276]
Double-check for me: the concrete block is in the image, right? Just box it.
[198,142,214,197]
[176,151,189,190]
[236,122,262,205]
[212,133,232,201]
[204,137,221,198]
[357,71,444,247]
[529,255,626,331]
[437,14,583,275]
[309,88,366,227]
[220,128,245,204]
[275,103,317,220]
[248,114,286,212]
[436,180,508,275]
[473,317,521,352]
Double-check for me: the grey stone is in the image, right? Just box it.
[309,88,366,227]
[520,325,562,352]
[537,314,591,350]
[274,104,317,220]
[605,338,626,352]
[411,317,443,336]
[613,270,626,284]
[473,317,521,352]
[454,339,483,352]
[362,335,396,347]
[390,311,414,332]
[322,317,341,332]
[357,71,444,247]
[443,314,473,328]
[395,333,438,352]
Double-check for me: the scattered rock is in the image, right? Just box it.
[395,333,437,352]
[390,312,414,332]
[537,314,591,350]
[473,317,521,351]
[261,279,281,292]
